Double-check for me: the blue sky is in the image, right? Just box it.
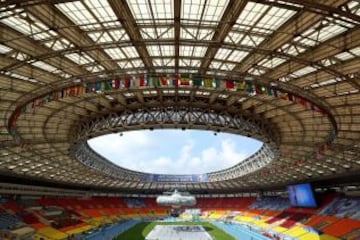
[88,129,262,175]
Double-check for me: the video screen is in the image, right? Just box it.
[287,183,317,208]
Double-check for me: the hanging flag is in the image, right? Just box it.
[113,77,120,89]
[236,81,246,91]
[94,81,101,91]
[279,91,288,100]
[255,84,265,94]
[103,80,112,90]
[85,84,91,93]
[193,77,202,87]
[266,87,273,96]
[171,75,179,87]
[123,77,131,88]
[245,81,253,93]
[180,77,190,86]
[271,87,278,97]
[139,75,145,87]
[288,93,294,101]
[68,87,75,97]
[77,85,84,95]
[152,77,160,87]
[312,104,324,114]
[225,80,234,89]
[203,78,213,88]
[296,96,306,106]
[160,76,168,86]
[214,78,220,89]
[146,75,151,86]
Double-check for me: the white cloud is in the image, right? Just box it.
[88,130,262,174]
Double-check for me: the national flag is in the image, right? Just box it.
[279,92,288,100]
[146,75,151,86]
[152,77,160,87]
[94,81,101,91]
[180,77,190,86]
[193,77,202,87]
[203,78,213,88]
[288,93,294,101]
[139,75,145,87]
[245,81,253,93]
[34,98,42,106]
[104,80,112,90]
[160,76,168,86]
[311,104,324,114]
[123,77,131,88]
[214,78,220,89]
[68,86,77,96]
[266,87,273,96]
[271,87,278,97]
[225,80,234,89]
[296,96,306,106]
[171,75,179,87]
[77,85,84,95]
[236,81,246,91]
[113,78,120,89]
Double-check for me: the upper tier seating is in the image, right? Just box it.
[124,198,146,208]
[0,211,22,230]
[249,197,290,211]
[318,195,360,220]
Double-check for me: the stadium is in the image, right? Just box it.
[0,0,359,239]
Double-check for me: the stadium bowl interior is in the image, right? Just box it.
[0,0,359,239]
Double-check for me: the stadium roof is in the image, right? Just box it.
[0,0,359,193]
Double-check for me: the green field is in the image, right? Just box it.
[113,221,235,240]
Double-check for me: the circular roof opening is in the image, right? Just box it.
[88,129,263,175]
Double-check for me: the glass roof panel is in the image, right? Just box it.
[141,27,174,39]
[220,63,235,71]
[128,0,173,23]
[86,65,105,73]
[57,1,97,26]
[117,61,131,69]
[65,52,95,65]
[131,59,144,68]
[295,20,353,48]
[0,44,12,54]
[180,27,214,40]
[88,32,113,43]
[104,48,126,60]
[1,12,57,41]
[182,0,229,24]
[190,59,201,67]
[179,46,207,57]
[85,0,119,23]
[109,29,129,41]
[334,51,355,61]
[214,48,232,60]
[258,57,286,69]
[350,46,360,55]
[44,38,73,51]
[256,6,295,32]
[227,50,248,62]
[290,66,317,78]
[160,45,174,56]
[121,46,140,58]
[236,2,268,28]
[280,43,306,56]
[232,2,295,43]
[32,61,59,73]
[210,60,222,69]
